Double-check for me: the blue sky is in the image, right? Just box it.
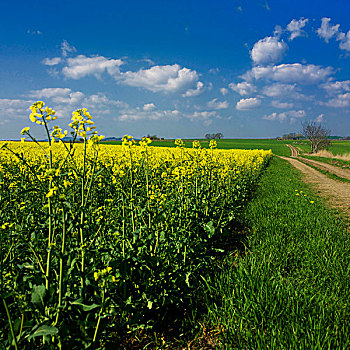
[1,0,350,139]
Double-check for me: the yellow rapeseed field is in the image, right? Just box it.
[0,102,272,348]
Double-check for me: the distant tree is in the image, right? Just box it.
[204,133,223,140]
[302,121,331,153]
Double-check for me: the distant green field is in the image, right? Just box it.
[102,139,295,156]
[103,138,349,157]
[294,140,350,156]
[327,140,350,155]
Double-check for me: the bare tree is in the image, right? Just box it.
[302,121,331,153]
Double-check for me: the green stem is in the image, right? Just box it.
[80,138,87,295]
[3,299,18,350]
[93,287,105,343]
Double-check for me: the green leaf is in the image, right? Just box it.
[204,221,215,238]
[28,325,58,340]
[31,284,46,305]
[71,300,100,311]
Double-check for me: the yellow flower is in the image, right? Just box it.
[94,272,99,281]
[29,114,37,123]
[20,127,30,135]
[310,201,314,204]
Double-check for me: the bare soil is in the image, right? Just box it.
[299,157,350,180]
[280,156,350,219]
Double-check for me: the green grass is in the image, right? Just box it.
[199,157,350,349]
[327,140,350,156]
[103,139,294,156]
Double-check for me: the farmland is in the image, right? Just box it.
[0,102,350,349]
[0,102,273,348]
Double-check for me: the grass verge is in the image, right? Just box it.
[199,157,350,349]
[301,155,350,169]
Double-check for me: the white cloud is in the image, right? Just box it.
[315,114,324,123]
[182,81,205,97]
[316,18,350,52]
[61,40,77,57]
[287,110,306,119]
[220,88,229,96]
[187,111,219,125]
[321,80,350,94]
[243,63,333,84]
[143,103,156,111]
[229,81,256,96]
[263,112,286,122]
[42,57,62,66]
[0,99,31,121]
[286,18,308,40]
[118,108,180,121]
[263,83,296,97]
[236,98,261,110]
[250,36,288,65]
[339,30,350,52]
[62,55,123,79]
[323,93,350,108]
[83,93,129,112]
[29,88,85,105]
[271,100,294,109]
[121,64,200,93]
[317,18,340,43]
[207,98,229,110]
[263,109,305,122]
[26,29,42,35]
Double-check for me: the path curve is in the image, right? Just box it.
[280,156,350,218]
[286,144,299,158]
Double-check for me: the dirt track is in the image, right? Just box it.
[281,146,350,219]
[286,144,350,180]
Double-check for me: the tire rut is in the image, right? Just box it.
[279,156,350,219]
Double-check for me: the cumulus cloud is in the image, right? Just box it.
[61,40,77,57]
[263,112,287,122]
[143,103,156,111]
[317,18,340,43]
[323,93,350,108]
[182,81,205,97]
[229,81,256,96]
[250,36,288,65]
[29,88,85,105]
[187,111,219,125]
[118,108,180,121]
[243,63,333,84]
[271,100,294,109]
[42,57,62,66]
[263,109,305,122]
[339,30,350,51]
[263,83,296,97]
[286,18,308,40]
[321,80,350,94]
[236,98,261,110]
[121,64,200,93]
[62,55,123,79]
[0,99,32,121]
[220,88,229,96]
[207,98,229,109]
